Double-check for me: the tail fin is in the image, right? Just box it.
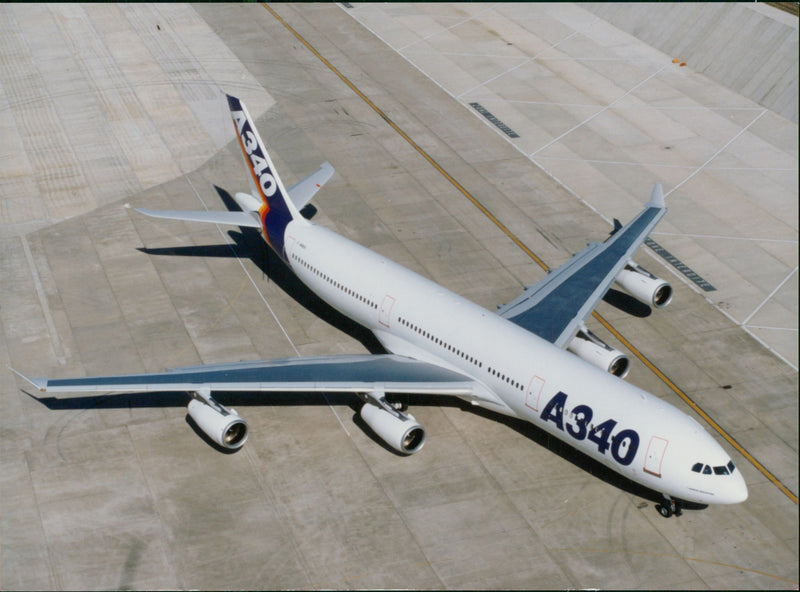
[226,94,304,255]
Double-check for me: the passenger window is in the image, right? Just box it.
[702,465,712,475]
[691,463,703,473]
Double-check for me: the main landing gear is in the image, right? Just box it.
[656,496,683,518]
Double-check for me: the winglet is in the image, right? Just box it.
[8,366,47,392]
[648,183,665,209]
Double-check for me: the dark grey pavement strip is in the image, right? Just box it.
[646,237,716,292]
[469,102,520,138]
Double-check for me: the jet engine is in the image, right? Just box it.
[614,262,673,308]
[360,402,425,454]
[567,329,630,378]
[188,396,248,450]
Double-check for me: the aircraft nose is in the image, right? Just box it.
[721,470,748,504]
[732,471,748,503]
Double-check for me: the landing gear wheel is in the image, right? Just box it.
[657,498,683,518]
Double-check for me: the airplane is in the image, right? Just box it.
[13,93,747,518]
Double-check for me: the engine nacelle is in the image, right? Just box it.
[360,403,425,455]
[615,264,673,308]
[567,331,630,378]
[187,397,248,449]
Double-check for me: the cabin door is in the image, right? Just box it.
[643,436,669,477]
[525,376,545,412]
[379,295,395,328]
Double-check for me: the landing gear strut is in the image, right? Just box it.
[656,496,682,518]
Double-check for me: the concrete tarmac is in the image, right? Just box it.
[1,3,797,589]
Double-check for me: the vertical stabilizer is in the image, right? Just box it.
[226,94,304,257]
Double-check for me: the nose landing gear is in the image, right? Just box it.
[656,496,683,518]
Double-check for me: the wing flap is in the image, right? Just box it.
[135,208,262,228]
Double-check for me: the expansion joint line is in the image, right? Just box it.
[263,3,798,505]
[742,266,797,326]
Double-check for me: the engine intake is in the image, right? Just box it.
[615,263,672,308]
[568,329,630,378]
[360,402,425,454]
[188,397,248,449]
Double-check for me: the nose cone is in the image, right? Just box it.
[720,470,748,504]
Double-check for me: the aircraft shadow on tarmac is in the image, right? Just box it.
[26,185,695,510]
[603,288,652,318]
[137,186,386,355]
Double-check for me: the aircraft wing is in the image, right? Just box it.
[135,209,262,228]
[497,185,667,348]
[287,161,335,211]
[17,354,476,396]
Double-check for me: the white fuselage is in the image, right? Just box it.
[282,219,747,506]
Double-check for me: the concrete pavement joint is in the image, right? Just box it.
[396,3,499,52]
[456,31,578,99]
[653,231,798,244]
[664,109,768,198]
[487,97,766,111]
[535,155,798,172]
[742,266,798,326]
[529,64,668,157]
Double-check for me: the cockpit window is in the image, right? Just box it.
[693,460,736,476]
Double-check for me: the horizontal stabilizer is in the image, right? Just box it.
[135,208,262,228]
[287,162,335,211]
